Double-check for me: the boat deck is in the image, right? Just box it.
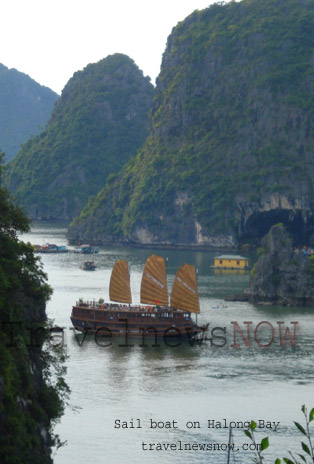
[71,302,198,338]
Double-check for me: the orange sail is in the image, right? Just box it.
[109,259,132,303]
[170,264,200,314]
[140,254,168,305]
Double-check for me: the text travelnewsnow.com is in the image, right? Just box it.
[141,440,261,452]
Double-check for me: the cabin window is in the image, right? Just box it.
[237,261,240,265]
[220,260,222,264]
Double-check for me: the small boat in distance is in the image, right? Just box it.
[211,303,228,309]
[73,244,99,254]
[71,254,207,341]
[81,244,99,254]
[80,261,97,271]
[34,243,68,254]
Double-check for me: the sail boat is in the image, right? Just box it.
[70,254,206,340]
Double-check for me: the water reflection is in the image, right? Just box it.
[214,269,249,276]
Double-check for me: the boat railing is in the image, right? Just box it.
[76,300,98,308]
[75,301,131,310]
[75,301,187,312]
[75,302,184,314]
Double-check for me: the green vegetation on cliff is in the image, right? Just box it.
[68,0,314,247]
[0,64,58,162]
[3,54,153,220]
[0,154,67,463]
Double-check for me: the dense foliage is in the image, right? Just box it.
[69,0,314,245]
[3,54,153,220]
[0,154,67,463]
[0,64,58,162]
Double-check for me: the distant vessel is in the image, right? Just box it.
[80,261,97,271]
[211,303,228,309]
[74,244,99,254]
[34,243,68,254]
[81,244,99,254]
[71,254,207,340]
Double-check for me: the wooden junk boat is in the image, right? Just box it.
[71,254,207,341]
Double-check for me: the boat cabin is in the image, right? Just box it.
[80,244,99,254]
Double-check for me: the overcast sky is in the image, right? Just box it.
[1,0,224,94]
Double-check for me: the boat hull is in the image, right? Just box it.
[70,303,203,341]
[80,263,97,271]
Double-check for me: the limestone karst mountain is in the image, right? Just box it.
[3,54,153,220]
[68,0,314,248]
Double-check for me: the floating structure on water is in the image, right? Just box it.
[74,244,99,254]
[34,244,68,254]
[213,255,250,270]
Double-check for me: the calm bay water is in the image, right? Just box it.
[22,223,314,464]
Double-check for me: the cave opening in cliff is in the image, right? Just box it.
[240,211,314,246]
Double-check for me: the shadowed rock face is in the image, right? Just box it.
[237,193,314,246]
[249,225,314,306]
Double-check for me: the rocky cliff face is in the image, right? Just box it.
[248,225,314,306]
[3,54,153,220]
[67,0,314,248]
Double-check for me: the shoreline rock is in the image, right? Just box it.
[248,225,314,307]
[224,293,249,302]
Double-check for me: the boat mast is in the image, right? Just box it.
[128,261,131,308]
[165,256,168,306]
[196,267,198,326]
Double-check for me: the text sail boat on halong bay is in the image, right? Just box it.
[70,254,207,341]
